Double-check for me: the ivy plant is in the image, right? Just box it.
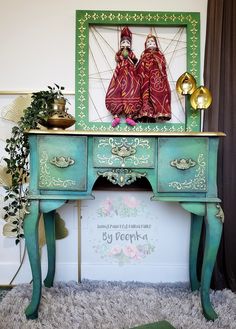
[3,84,66,244]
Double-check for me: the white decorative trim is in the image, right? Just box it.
[82,263,189,282]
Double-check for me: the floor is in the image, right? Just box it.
[0,287,12,302]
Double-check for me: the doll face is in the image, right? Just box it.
[120,38,131,49]
[146,37,157,49]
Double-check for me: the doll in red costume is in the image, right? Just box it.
[105,26,141,127]
[136,34,171,122]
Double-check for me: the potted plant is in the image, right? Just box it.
[3,84,71,244]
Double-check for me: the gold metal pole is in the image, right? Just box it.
[0,285,14,288]
[77,200,82,283]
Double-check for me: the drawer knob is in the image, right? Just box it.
[50,156,75,168]
[170,158,196,170]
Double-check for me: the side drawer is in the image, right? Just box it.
[38,135,87,191]
[158,137,208,193]
[93,137,155,168]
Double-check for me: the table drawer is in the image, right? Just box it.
[38,135,87,191]
[158,138,208,192]
[93,137,155,168]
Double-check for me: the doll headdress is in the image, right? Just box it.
[145,33,158,48]
[120,26,132,42]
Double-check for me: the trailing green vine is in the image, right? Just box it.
[3,84,67,244]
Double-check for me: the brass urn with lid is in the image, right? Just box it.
[42,98,76,130]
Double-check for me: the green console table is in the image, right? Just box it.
[24,129,225,320]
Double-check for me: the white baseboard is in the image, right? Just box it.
[0,262,78,285]
[81,263,189,283]
[0,262,189,285]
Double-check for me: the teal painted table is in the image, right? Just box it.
[24,130,225,320]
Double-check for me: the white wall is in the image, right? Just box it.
[0,0,207,91]
[81,191,191,283]
[0,0,208,285]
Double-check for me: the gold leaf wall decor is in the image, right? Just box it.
[0,165,12,188]
[55,212,69,240]
[3,217,23,237]
[0,94,32,123]
[38,212,69,250]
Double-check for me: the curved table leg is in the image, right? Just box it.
[23,200,41,319]
[189,213,203,291]
[200,203,224,320]
[43,211,56,288]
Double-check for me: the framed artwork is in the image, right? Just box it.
[75,10,200,132]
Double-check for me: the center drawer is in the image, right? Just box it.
[93,137,155,168]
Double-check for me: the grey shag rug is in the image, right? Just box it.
[0,280,235,329]
[0,288,11,303]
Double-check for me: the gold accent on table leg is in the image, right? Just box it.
[216,204,224,223]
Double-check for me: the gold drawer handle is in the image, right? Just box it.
[111,145,136,157]
[50,156,75,168]
[170,158,196,170]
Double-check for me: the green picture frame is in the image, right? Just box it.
[75,10,200,132]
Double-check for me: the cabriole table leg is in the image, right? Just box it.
[43,210,56,288]
[23,200,42,319]
[200,203,224,320]
[189,213,204,291]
